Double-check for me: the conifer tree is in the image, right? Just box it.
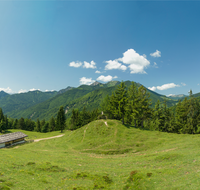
[136,86,152,128]
[110,81,128,124]
[35,118,41,132]
[126,82,139,127]
[49,117,56,132]
[56,106,66,132]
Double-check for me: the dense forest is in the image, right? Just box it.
[1,81,200,135]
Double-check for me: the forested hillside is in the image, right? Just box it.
[0,90,57,116]
[3,81,178,121]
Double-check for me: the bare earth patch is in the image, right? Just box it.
[34,134,65,142]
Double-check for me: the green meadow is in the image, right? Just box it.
[1,120,200,189]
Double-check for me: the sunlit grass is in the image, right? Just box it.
[1,120,200,189]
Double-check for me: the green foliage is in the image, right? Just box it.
[0,90,57,118]
[1,81,178,121]
[56,106,66,132]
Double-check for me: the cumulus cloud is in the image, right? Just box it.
[0,87,13,94]
[157,83,180,90]
[166,94,175,97]
[105,60,127,71]
[80,77,95,85]
[148,83,180,91]
[95,70,101,74]
[96,75,117,82]
[120,49,150,74]
[83,60,96,69]
[148,86,157,91]
[69,61,82,68]
[181,83,186,86]
[150,50,161,57]
[18,89,27,93]
[105,49,150,74]
[45,90,55,92]
[29,88,40,91]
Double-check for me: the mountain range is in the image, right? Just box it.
[0,81,192,121]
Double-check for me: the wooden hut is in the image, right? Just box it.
[0,132,28,148]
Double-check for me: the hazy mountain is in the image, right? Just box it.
[0,91,9,99]
[0,90,57,115]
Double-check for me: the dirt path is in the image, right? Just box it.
[34,134,65,142]
[81,127,88,143]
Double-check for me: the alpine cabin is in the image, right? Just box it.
[0,132,28,148]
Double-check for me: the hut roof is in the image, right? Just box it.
[0,132,28,144]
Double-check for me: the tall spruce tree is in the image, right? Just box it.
[35,118,41,132]
[136,86,152,128]
[56,106,66,132]
[49,117,56,132]
[126,82,139,127]
[111,81,128,124]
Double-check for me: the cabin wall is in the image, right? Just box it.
[0,143,5,148]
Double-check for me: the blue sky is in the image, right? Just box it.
[0,1,200,96]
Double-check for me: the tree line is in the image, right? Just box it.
[0,106,66,133]
[100,81,200,134]
[1,81,200,135]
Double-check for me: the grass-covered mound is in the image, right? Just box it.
[65,119,168,155]
[1,120,200,189]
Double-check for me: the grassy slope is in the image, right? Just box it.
[0,120,200,189]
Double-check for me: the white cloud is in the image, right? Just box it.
[181,83,186,86]
[148,83,180,91]
[105,60,127,71]
[29,88,40,91]
[157,83,180,90]
[18,89,27,93]
[95,70,101,74]
[80,77,95,85]
[105,49,149,74]
[120,49,150,74]
[83,60,96,69]
[0,87,13,94]
[153,62,158,68]
[166,94,175,97]
[150,50,161,57]
[69,61,82,68]
[148,86,156,91]
[45,89,55,92]
[97,75,117,82]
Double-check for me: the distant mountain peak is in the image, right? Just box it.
[90,81,101,86]
[58,86,74,94]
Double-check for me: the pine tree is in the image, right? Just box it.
[126,82,139,127]
[111,81,128,124]
[35,118,41,132]
[137,86,152,128]
[56,106,66,133]
[49,117,56,132]
[17,117,25,130]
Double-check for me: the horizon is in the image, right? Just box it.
[0,80,189,97]
[1,1,200,96]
